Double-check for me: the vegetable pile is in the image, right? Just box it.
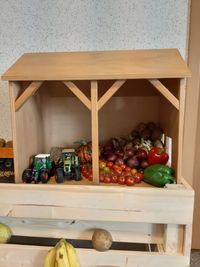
[78,121,175,187]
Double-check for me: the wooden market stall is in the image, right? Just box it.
[0,49,194,267]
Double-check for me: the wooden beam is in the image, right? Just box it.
[98,80,126,110]
[91,81,99,184]
[148,79,179,110]
[177,79,186,182]
[15,81,43,111]
[63,81,91,110]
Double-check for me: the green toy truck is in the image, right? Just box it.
[22,154,53,183]
[55,148,81,183]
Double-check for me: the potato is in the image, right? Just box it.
[92,229,112,251]
[5,141,13,148]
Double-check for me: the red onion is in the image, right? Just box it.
[127,156,140,168]
[115,158,124,165]
[107,154,117,162]
[135,149,147,161]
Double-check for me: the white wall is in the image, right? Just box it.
[0,0,190,139]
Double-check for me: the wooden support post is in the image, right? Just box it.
[148,79,179,110]
[177,79,186,182]
[63,81,91,110]
[15,81,43,111]
[10,82,22,182]
[183,224,193,258]
[91,81,99,184]
[163,224,184,254]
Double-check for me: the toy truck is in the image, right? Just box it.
[55,148,81,183]
[22,154,53,183]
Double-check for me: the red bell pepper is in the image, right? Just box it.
[147,147,169,165]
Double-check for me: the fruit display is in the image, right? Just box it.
[43,239,80,267]
[92,229,113,252]
[0,223,12,244]
[80,121,172,186]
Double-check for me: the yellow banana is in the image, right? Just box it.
[43,247,56,267]
[55,239,70,267]
[65,241,80,267]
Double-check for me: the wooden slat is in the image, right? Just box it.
[98,80,126,110]
[0,217,163,244]
[148,79,179,110]
[63,81,91,110]
[15,81,43,111]
[0,184,194,224]
[0,244,190,267]
[1,49,191,81]
[91,81,99,184]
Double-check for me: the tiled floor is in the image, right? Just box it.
[191,250,200,267]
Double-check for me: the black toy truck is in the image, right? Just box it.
[55,148,81,183]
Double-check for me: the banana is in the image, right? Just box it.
[65,241,80,267]
[43,247,56,267]
[55,239,70,267]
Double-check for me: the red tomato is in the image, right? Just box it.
[111,175,118,183]
[81,165,88,172]
[113,164,119,171]
[119,164,126,170]
[104,176,111,183]
[88,174,93,181]
[107,161,114,169]
[81,169,88,177]
[134,172,144,183]
[115,167,122,175]
[124,167,131,174]
[126,176,135,186]
[99,175,105,182]
[118,175,126,185]
[130,168,137,176]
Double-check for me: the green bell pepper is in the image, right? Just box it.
[144,164,175,187]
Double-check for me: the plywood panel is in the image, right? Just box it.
[9,82,45,182]
[1,49,190,81]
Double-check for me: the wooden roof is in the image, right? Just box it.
[1,49,190,81]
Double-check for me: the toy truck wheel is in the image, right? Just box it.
[74,168,82,181]
[40,170,49,183]
[55,168,64,183]
[22,169,33,183]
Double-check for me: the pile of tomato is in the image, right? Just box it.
[81,161,144,186]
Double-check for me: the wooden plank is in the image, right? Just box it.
[0,182,193,224]
[0,148,13,158]
[63,81,91,110]
[163,224,184,254]
[177,79,186,182]
[148,79,179,110]
[183,224,193,257]
[15,81,43,111]
[0,244,190,267]
[98,80,126,110]
[91,81,99,184]
[1,49,190,81]
[0,217,163,244]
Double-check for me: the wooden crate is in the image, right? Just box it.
[0,49,194,267]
